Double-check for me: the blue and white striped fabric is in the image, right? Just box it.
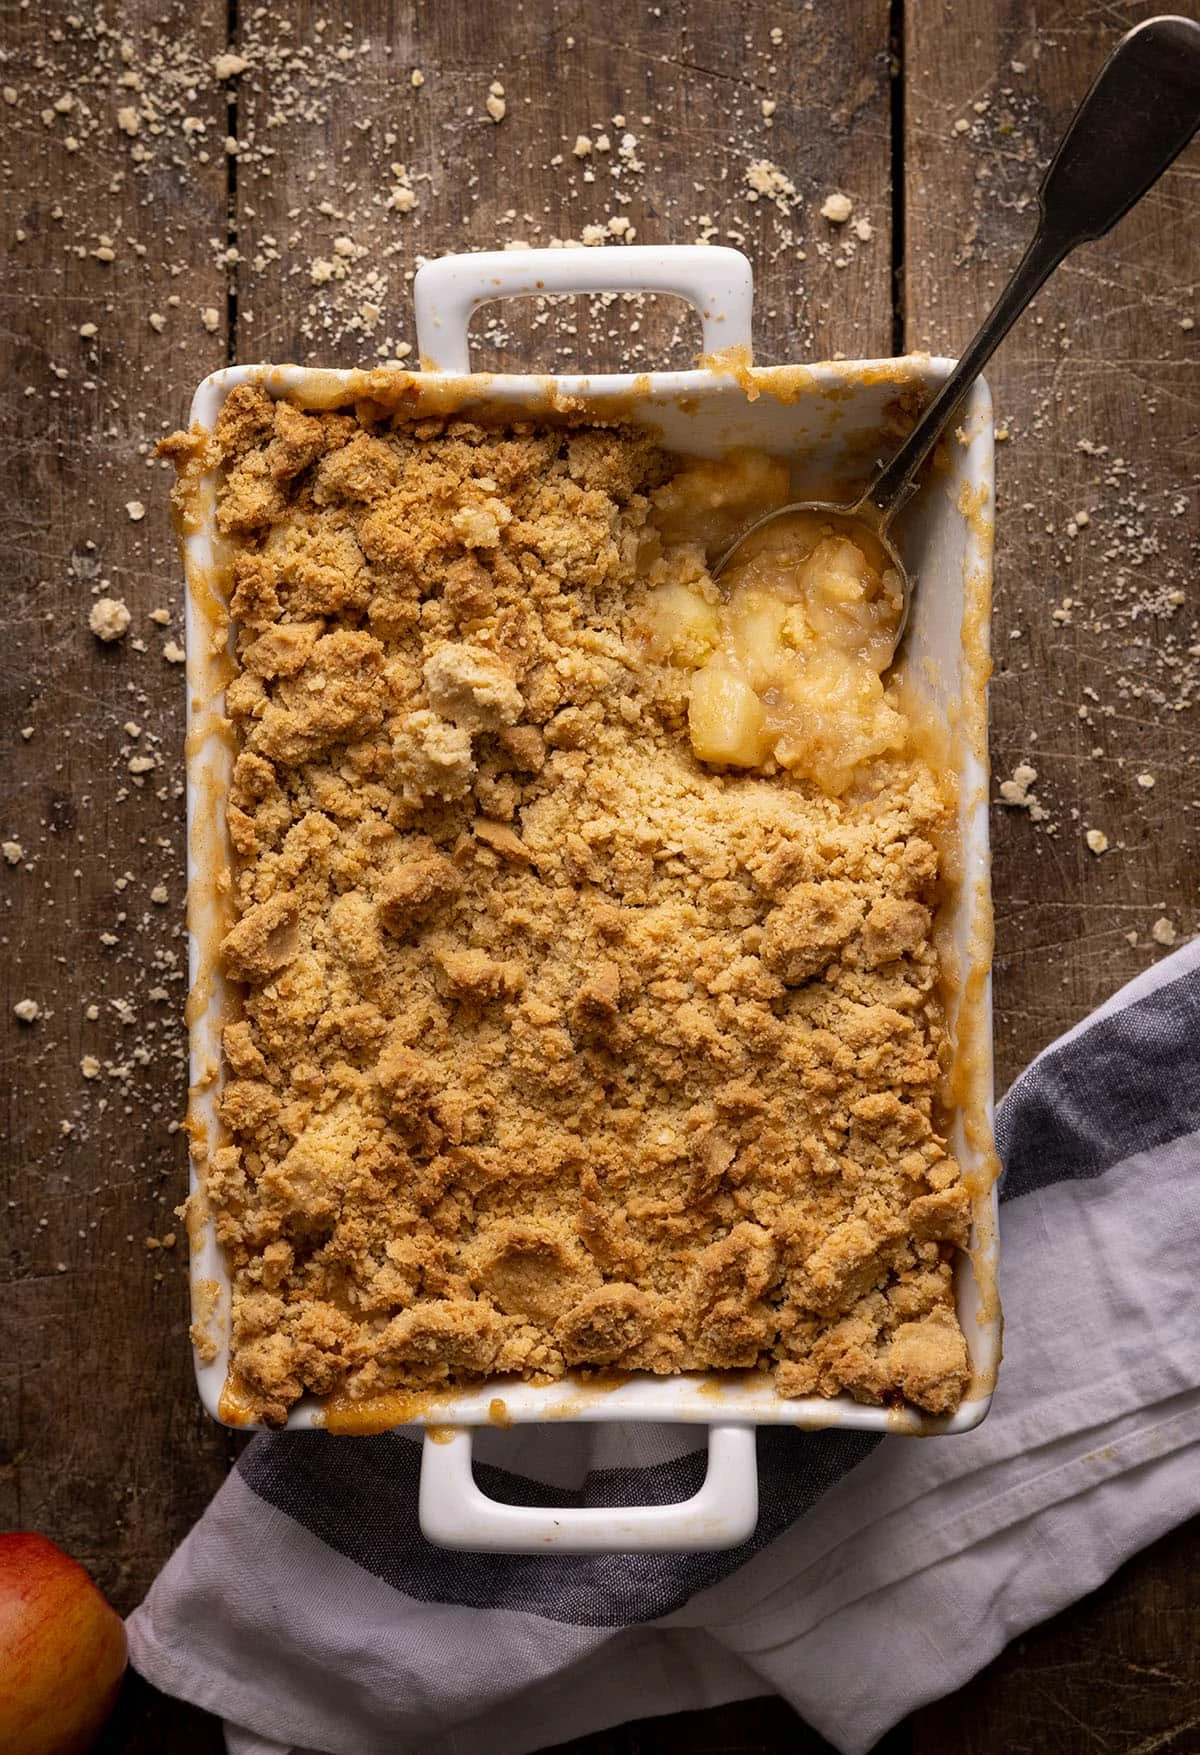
[128,940,1200,1755]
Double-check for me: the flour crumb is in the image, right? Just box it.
[14,999,41,1024]
[1151,917,1177,947]
[820,191,853,224]
[201,306,220,333]
[81,1054,102,1078]
[163,640,186,664]
[213,52,249,79]
[1084,828,1109,855]
[1136,772,1156,790]
[126,499,146,522]
[2,841,23,865]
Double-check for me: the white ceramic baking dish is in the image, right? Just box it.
[183,245,998,1553]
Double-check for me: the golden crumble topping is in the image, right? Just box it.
[176,384,972,1426]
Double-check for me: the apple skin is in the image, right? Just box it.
[0,1533,128,1755]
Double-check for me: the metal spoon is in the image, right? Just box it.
[713,14,1200,656]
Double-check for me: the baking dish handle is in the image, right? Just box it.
[413,245,754,373]
[418,1422,759,1552]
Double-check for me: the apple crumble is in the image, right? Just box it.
[170,385,974,1426]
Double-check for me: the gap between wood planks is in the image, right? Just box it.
[214,2,911,369]
[225,0,239,365]
[889,0,906,356]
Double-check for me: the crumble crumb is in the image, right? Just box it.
[1152,917,1177,947]
[998,761,1049,822]
[745,158,797,213]
[170,390,973,1428]
[820,191,853,223]
[14,999,41,1023]
[89,597,132,642]
[1085,828,1109,855]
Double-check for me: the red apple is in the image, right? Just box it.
[0,1532,127,1755]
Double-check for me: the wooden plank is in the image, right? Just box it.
[0,0,238,1622]
[0,1,887,1745]
[229,0,894,369]
[902,0,1200,1090]
[904,3,1200,1750]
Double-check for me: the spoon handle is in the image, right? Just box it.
[867,13,1200,523]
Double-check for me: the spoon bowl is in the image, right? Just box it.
[713,492,913,649]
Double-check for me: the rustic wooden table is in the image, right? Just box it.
[3,2,1197,1751]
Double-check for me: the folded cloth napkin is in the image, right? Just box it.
[127,939,1200,1755]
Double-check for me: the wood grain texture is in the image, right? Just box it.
[0,0,244,1603]
[228,0,893,368]
[2,0,1197,1751]
[903,0,1200,1090]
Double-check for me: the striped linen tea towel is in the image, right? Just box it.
[127,937,1200,1755]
